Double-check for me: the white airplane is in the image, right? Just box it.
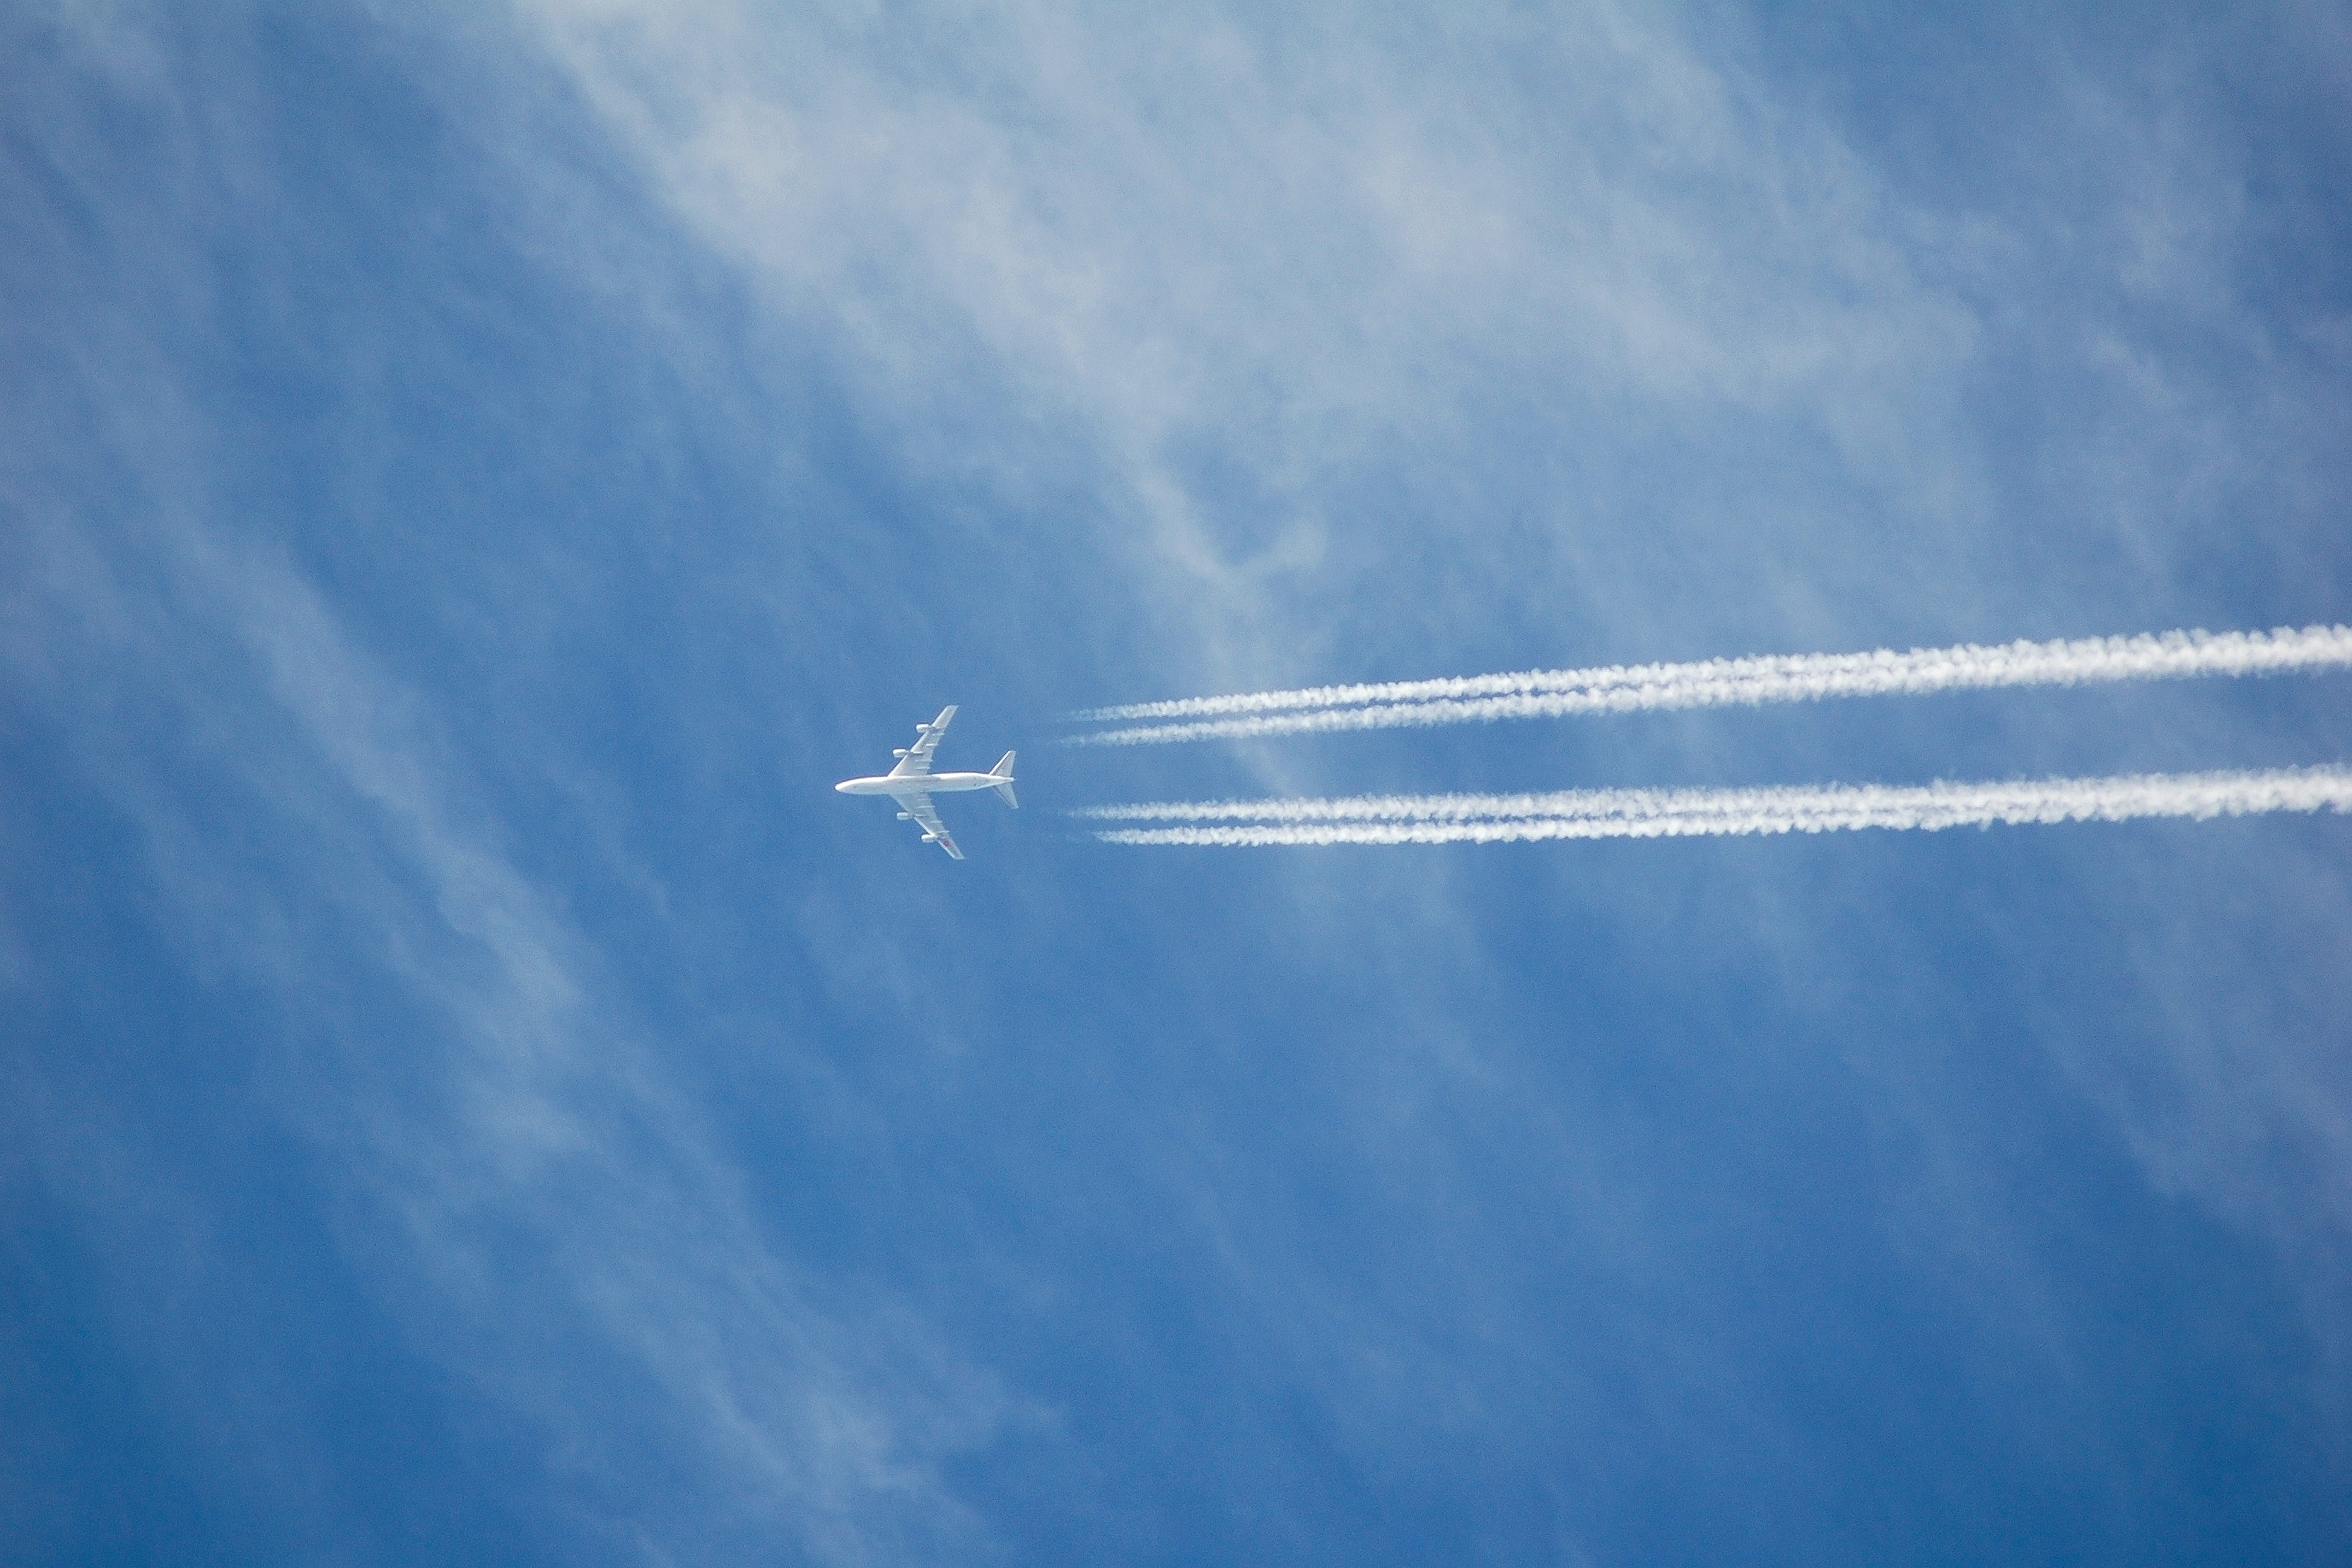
[834,705,1016,859]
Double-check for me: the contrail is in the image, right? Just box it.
[1083,765,2352,845]
[1066,624,2352,745]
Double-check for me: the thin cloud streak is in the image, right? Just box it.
[1084,767,2352,845]
[1066,625,2352,744]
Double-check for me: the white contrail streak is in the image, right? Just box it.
[1084,766,2352,845]
[1066,624,2352,745]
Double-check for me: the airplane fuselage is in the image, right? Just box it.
[834,772,1005,796]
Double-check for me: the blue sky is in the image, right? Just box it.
[4,2,2350,1563]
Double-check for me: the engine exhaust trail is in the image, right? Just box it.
[1066,624,2352,745]
[1083,766,2352,845]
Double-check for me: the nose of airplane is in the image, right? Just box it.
[834,780,852,792]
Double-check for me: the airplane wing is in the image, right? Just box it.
[897,789,963,859]
[887,705,957,779]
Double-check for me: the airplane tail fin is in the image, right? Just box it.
[990,751,1018,809]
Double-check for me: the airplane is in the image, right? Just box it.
[834,705,1016,859]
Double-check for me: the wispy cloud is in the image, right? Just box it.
[14,511,1012,1562]
[1066,624,2352,744]
[0,21,1016,1560]
[510,0,1991,700]
[1084,767,2352,844]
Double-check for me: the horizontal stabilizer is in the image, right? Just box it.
[991,750,1018,808]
